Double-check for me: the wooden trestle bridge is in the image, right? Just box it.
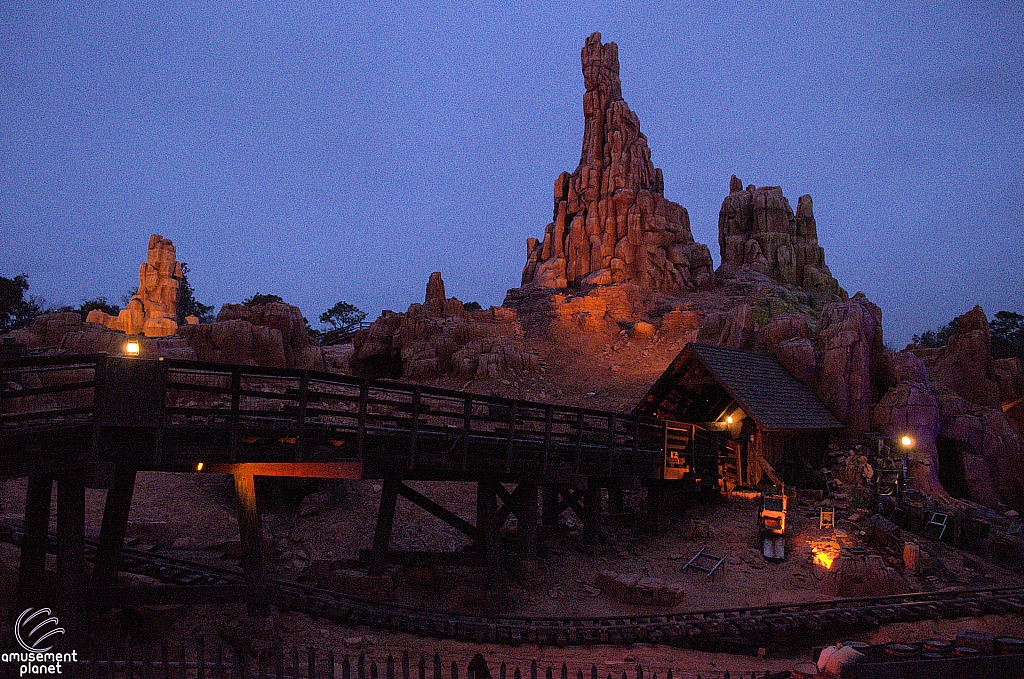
[0,354,737,639]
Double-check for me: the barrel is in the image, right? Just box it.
[922,639,951,655]
[885,643,918,659]
[790,662,819,678]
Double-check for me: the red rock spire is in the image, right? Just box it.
[520,33,713,294]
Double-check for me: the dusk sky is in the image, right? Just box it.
[2,2,1021,345]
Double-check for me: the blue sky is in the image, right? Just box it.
[2,1,1022,345]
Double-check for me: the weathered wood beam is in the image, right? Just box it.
[93,463,137,587]
[233,471,268,615]
[17,474,52,611]
[517,482,538,558]
[56,466,85,646]
[395,482,480,541]
[368,478,399,576]
[205,462,362,478]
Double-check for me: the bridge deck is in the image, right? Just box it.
[0,355,734,484]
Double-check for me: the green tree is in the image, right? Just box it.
[464,301,482,312]
[176,263,214,323]
[911,318,958,348]
[243,293,285,307]
[0,274,48,331]
[990,311,1024,360]
[319,301,366,334]
[79,296,120,318]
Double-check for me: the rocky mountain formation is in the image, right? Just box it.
[519,33,714,295]
[350,272,538,380]
[718,177,844,299]
[88,234,186,337]
[3,33,1020,512]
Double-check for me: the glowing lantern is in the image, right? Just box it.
[125,338,140,356]
[726,415,734,424]
[901,435,913,447]
[196,462,204,472]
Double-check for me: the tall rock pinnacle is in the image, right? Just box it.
[718,177,845,299]
[520,33,714,294]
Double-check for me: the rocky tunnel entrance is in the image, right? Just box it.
[936,436,970,500]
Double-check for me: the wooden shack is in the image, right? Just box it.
[634,343,843,487]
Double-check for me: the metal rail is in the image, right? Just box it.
[4,522,1022,648]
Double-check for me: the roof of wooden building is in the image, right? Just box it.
[633,342,843,431]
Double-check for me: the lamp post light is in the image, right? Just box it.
[901,435,913,448]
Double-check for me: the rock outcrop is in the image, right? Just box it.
[814,293,886,433]
[519,33,713,294]
[88,234,183,337]
[351,273,538,380]
[718,179,845,299]
[911,306,1004,409]
[177,302,326,370]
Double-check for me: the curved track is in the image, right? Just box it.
[4,523,1023,648]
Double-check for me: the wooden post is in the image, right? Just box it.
[369,478,399,576]
[477,480,507,591]
[56,466,85,646]
[357,380,368,459]
[93,463,138,587]
[461,396,472,471]
[296,371,309,462]
[229,369,241,462]
[541,487,559,526]
[608,487,625,515]
[410,387,420,469]
[17,474,53,611]
[581,484,601,547]
[644,482,663,534]
[233,471,267,614]
[518,482,538,559]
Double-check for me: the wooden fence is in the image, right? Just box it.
[59,640,782,679]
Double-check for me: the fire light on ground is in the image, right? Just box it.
[807,537,842,571]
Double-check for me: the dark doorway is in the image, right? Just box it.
[936,436,969,499]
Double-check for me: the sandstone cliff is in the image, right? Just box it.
[88,234,183,337]
[351,272,537,380]
[519,33,714,295]
[718,177,845,299]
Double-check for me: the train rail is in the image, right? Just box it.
[4,522,1023,648]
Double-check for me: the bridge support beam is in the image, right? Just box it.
[233,471,268,615]
[56,467,85,647]
[541,487,559,526]
[93,464,137,587]
[476,480,508,592]
[581,485,602,547]
[368,478,399,576]
[17,474,53,611]
[517,482,538,559]
[644,482,664,534]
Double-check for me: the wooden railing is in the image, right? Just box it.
[0,355,733,484]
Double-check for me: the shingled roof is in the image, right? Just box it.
[634,342,843,431]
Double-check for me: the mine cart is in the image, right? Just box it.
[874,457,907,500]
[759,484,788,561]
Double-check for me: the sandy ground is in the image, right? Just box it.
[1,329,1022,674]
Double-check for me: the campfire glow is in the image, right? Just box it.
[812,547,835,569]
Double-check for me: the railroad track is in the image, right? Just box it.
[4,522,1023,647]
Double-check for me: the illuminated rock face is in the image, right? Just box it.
[87,234,182,337]
[718,178,845,299]
[520,33,714,294]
